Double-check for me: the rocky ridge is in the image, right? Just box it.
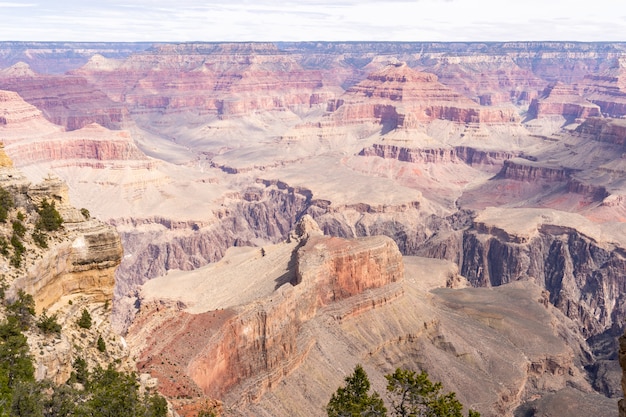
[0,145,126,386]
[126,216,403,412]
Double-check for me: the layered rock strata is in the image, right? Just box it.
[431,207,626,338]
[528,82,601,120]
[327,62,519,127]
[127,217,404,412]
[4,175,124,312]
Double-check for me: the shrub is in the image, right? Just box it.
[32,229,48,248]
[0,186,13,223]
[36,199,63,232]
[0,236,9,256]
[77,309,92,329]
[80,208,90,219]
[97,335,106,353]
[12,220,26,238]
[5,290,35,331]
[36,310,61,335]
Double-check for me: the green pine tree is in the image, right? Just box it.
[77,309,92,329]
[327,364,386,417]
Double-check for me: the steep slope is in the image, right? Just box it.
[127,217,614,417]
[0,145,126,385]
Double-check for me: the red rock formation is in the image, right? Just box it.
[426,55,545,105]
[128,219,404,412]
[5,123,148,166]
[327,62,519,127]
[497,159,575,182]
[0,63,126,130]
[578,63,626,117]
[575,117,626,146]
[528,82,600,120]
[74,43,338,120]
[359,143,516,167]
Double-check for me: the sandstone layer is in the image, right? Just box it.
[127,217,403,412]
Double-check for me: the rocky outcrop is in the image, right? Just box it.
[0,89,56,129]
[439,208,626,338]
[0,72,127,130]
[619,332,626,417]
[575,117,626,146]
[497,159,575,182]
[3,175,124,311]
[127,217,403,413]
[4,123,149,166]
[579,65,626,118]
[328,62,519,127]
[359,143,516,167]
[528,82,601,120]
[73,42,336,120]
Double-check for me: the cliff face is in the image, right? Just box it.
[359,143,516,167]
[575,117,626,146]
[428,208,626,339]
[3,174,124,312]
[0,66,127,131]
[127,217,403,412]
[528,82,601,120]
[619,332,626,417]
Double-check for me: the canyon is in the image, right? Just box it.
[1,41,626,416]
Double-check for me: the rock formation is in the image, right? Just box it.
[127,216,403,413]
[528,82,601,121]
[327,62,519,127]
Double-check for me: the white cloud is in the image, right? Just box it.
[0,2,36,6]
[0,0,623,42]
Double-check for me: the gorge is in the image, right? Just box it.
[1,41,626,416]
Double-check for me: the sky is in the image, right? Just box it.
[0,0,624,43]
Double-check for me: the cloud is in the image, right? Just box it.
[0,0,623,42]
[0,2,36,6]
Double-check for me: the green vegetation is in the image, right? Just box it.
[328,365,480,417]
[0,294,167,417]
[0,187,13,223]
[36,199,63,232]
[11,221,25,239]
[77,309,92,329]
[96,335,106,353]
[36,310,61,335]
[31,229,47,249]
[6,290,35,331]
[0,237,8,257]
[327,365,386,417]
[80,208,90,220]
[9,233,24,268]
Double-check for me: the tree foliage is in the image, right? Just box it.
[36,310,61,335]
[0,187,13,224]
[327,364,387,417]
[5,290,35,331]
[36,199,63,232]
[97,335,106,353]
[77,308,92,329]
[328,366,480,417]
